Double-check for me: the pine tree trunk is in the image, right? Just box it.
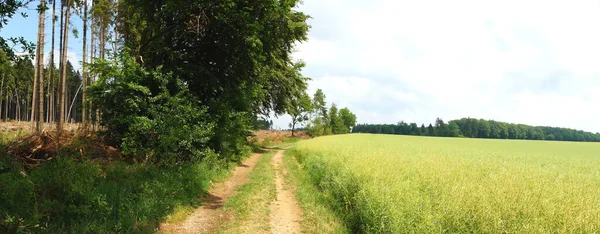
[47,0,56,123]
[97,15,104,127]
[82,0,88,130]
[56,0,64,126]
[8,93,11,121]
[35,0,46,133]
[15,89,20,122]
[66,84,69,123]
[90,1,95,129]
[46,68,50,122]
[24,99,28,121]
[113,0,119,56]
[4,91,8,121]
[30,49,38,125]
[58,0,70,133]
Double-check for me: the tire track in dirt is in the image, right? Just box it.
[160,152,263,234]
[269,150,303,234]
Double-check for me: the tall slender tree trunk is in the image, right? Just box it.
[58,0,71,133]
[30,50,39,125]
[66,84,69,123]
[113,0,119,57]
[35,0,46,133]
[4,91,8,121]
[46,68,50,122]
[48,0,56,123]
[90,0,95,129]
[57,0,64,125]
[97,13,105,127]
[82,0,88,130]
[7,94,10,120]
[15,89,20,122]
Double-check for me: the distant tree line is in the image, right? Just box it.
[253,117,274,131]
[353,117,600,142]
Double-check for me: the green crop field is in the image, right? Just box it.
[291,134,600,233]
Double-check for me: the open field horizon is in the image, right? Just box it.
[292,133,600,233]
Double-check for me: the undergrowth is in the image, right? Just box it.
[0,141,234,233]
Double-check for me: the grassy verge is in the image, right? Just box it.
[0,145,236,233]
[285,149,349,234]
[216,151,276,234]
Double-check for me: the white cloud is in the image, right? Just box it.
[276,0,600,133]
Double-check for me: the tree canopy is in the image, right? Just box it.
[87,0,312,162]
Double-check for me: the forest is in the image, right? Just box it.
[0,0,341,163]
[0,55,84,123]
[353,117,600,142]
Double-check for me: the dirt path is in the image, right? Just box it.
[160,152,263,234]
[269,150,303,234]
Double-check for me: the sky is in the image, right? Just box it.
[285,0,600,133]
[3,0,600,133]
[3,1,85,71]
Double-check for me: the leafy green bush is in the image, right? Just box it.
[88,53,215,165]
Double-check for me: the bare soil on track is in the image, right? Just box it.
[160,152,263,234]
[269,150,303,234]
[161,149,303,234]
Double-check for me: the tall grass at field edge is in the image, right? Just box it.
[290,148,390,233]
[284,150,349,234]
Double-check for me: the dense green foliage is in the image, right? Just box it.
[353,117,600,142]
[111,0,310,161]
[0,145,232,233]
[88,53,216,165]
[293,134,600,233]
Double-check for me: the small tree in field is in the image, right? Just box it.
[339,107,357,133]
